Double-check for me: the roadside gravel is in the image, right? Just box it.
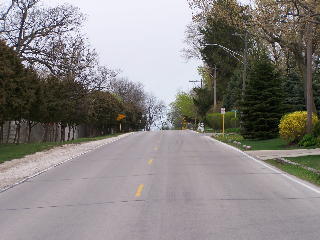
[0,133,133,191]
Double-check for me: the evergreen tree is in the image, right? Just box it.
[241,55,284,139]
[192,87,213,122]
[282,71,305,113]
[0,40,24,125]
[0,40,39,143]
[223,70,242,110]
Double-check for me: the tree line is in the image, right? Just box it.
[0,0,165,143]
[170,0,320,138]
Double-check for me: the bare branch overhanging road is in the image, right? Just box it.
[0,131,320,240]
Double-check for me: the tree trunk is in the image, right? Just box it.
[295,39,317,116]
[6,121,11,143]
[16,121,21,144]
[27,121,32,143]
[13,122,18,144]
[0,123,3,144]
[60,123,66,142]
[72,125,76,140]
[67,125,71,141]
[306,23,313,134]
[42,124,49,142]
[54,123,59,142]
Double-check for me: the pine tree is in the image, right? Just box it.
[192,87,213,122]
[282,71,305,113]
[0,41,41,143]
[241,55,284,139]
[0,40,26,143]
[0,41,24,123]
[223,70,242,110]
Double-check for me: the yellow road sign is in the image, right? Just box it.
[117,114,126,121]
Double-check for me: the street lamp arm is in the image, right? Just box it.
[205,43,244,64]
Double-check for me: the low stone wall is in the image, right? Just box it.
[1,121,80,143]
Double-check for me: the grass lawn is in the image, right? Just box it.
[241,138,295,151]
[213,134,314,151]
[286,155,320,171]
[0,133,123,164]
[266,159,320,186]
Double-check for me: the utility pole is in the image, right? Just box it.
[243,31,248,95]
[189,79,203,88]
[213,66,217,109]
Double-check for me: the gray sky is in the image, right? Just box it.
[49,0,202,104]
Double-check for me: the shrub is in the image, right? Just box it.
[206,112,239,130]
[298,134,317,147]
[279,111,318,143]
[214,133,244,143]
[230,118,239,128]
[225,128,240,133]
[313,121,320,137]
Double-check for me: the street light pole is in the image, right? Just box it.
[205,43,244,64]
[205,41,248,95]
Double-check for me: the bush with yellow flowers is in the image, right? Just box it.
[279,111,318,143]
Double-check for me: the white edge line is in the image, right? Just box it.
[0,132,135,194]
[207,136,320,195]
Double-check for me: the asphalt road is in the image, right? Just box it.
[0,130,320,240]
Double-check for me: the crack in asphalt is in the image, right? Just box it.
[26,173,156,183]
[0,199,146,212]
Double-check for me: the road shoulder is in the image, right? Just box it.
[208,135,320,194]
[0,133,134,192]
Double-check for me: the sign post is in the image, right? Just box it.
[221,108,225,136]
[116,114,126,132]
[231,109,238,128]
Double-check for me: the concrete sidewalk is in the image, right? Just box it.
[247,148,320,160]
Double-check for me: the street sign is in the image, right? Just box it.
[221,108,226,115]
[116,114,126,121]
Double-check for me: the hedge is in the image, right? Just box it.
[206,112,239,130]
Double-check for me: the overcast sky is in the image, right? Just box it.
[48,0,202,104]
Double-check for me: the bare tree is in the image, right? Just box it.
[90,66,120,91]
[1,0,84,62]
[30,33,98,84]
[181,22,203,60]
[108,77,147,109]
[145,94,166,131]
[0,0,17,22]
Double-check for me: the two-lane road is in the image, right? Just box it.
[0,131,320,240]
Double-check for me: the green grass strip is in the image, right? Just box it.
[286,155,320,171]
[213,134,315,151]
[266,159,320,186]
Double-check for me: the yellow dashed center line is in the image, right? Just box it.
[148,159,154,165]
[135,184,144,197]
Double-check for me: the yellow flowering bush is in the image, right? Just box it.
[279,111,318,143]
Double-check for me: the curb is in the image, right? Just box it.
[0,132,135,194]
